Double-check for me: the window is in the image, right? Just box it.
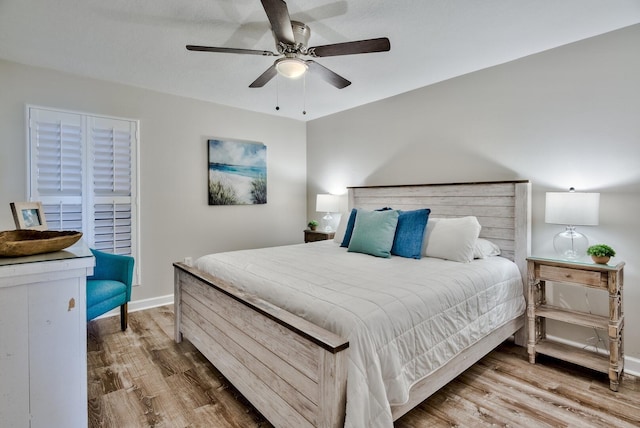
[27,106,139,276]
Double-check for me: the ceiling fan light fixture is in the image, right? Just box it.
[275,57,308,79]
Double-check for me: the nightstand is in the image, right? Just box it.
[527,256,625,391]
[304,229,335,243]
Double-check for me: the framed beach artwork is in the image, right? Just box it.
[208,139,267,205]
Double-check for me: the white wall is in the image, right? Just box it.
[0,59,307,303]
[307,25,640,363]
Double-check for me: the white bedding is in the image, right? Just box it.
[195,240,525,428]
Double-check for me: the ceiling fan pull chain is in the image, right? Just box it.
[302,74,307,115]
[275,74,280,111]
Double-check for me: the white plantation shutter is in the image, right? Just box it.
[29,109,85,232]
[89,117,136,255]
[28,106,138,279]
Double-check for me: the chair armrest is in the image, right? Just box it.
[88,249,135,300]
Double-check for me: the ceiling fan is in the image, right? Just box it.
[186,0,390,89]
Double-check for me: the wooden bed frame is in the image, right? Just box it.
[174,180,531,427]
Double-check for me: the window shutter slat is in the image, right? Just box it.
[93,202,132,255]
[91,121,133,197]
[41,203,83,232]
[34,119,83,196]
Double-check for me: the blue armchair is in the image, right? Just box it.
[87,248,134,331]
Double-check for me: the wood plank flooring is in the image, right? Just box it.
[88,305,640,427]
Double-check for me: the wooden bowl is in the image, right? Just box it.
[0,230,83,257]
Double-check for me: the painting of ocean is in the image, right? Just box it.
[208,139,267,205]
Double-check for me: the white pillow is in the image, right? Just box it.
[473,238,501,259]
[423,216,481,262]
[333,212,349,244]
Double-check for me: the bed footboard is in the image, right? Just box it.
[174,262,349,428]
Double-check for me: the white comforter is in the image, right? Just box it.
[195,240,525,428]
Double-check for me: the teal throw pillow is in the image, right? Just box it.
[340,207,394,247]
[348,209,399,258]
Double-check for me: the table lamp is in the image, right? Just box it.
[545,187,600,260]
[316,194,340,232]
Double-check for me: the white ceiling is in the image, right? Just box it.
[1,0,639,121]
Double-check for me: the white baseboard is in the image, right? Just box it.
[547,334,639,377]
[94,294,174,320]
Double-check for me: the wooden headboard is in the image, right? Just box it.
[347,180,532,285]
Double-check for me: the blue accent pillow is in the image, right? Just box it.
[340,208,358,247]
[347,209,399,258]
[391,209,431,259]
[340,207,394,248]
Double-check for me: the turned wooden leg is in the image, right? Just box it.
[120,303,128,331]
[526,261,538,364]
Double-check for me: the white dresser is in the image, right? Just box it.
[0,242,94,428]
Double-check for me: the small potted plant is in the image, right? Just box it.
[587,244,616,264]
[307,220,318,231]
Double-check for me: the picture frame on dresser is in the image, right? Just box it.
[10,201,48,231]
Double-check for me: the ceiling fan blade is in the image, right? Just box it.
[306,61,351,89]
[249,65,278,88]
[186,45,276,56]
[261,0,295,45]
[309,37,390,57]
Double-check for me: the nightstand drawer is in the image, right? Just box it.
[304,230,335,243]
[538,265,603,288]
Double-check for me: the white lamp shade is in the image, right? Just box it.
[316,194,340,213]
[545,192,600,226]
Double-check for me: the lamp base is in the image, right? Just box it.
[553,226,588,260]
[321,212,334,232]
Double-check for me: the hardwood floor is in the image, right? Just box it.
[88,305,640,427]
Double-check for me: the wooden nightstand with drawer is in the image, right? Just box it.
[304,229,335,243]
[526,256,625,391]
